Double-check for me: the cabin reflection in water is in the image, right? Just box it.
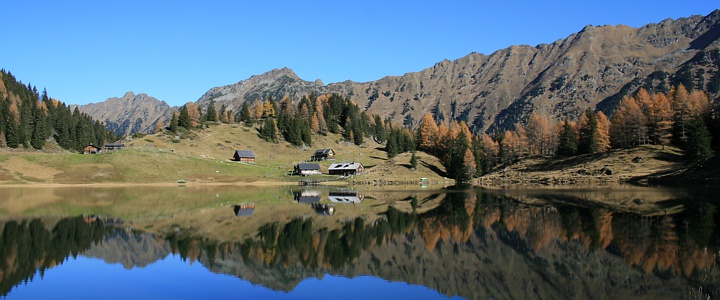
[233,203,255,217]
[294,190,321,203]
[312,203,335,216]
[328,189,364,203]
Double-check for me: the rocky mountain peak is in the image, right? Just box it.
[78,91,174,136]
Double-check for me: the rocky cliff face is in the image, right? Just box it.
[197,10,720,133]
[85,10,720,136]
[78,91,174,136]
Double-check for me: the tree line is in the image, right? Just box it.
[414,84,716,183]
[163,83,716,184]
[0,70,119,152]
[165,92,416,153]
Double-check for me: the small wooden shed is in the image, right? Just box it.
[83,144,101,154]
[311,148,335,161]
[294,163,321,176]
[103,143,124,151]
[233,150,256,163]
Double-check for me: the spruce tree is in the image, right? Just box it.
[386,130,398,159]
[205,99,217,122]
[577,109,598,154]
[443,131,471,183]
[557,120,577,157]
[240,102,251,124]
[178,105,191,130]
[169,112,178,133]
[410,150,418,169]
[30,104,46,149]
[686,116,714,164]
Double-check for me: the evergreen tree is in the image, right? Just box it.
[410,150,418,170]
[443,130,471,183]
[169,112,178,133]
[685,116,714,164]
[386,130,398,159]
[373,115,386,143]
[260,117,278,143]
[577,109,598,154]
[178,105,191,130]
[556,120,577,157]
[30,104,46,149]
[240,101,251,124]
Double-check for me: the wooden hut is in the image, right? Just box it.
[311,148,335,161]
[233,150,256,163]
[328,162,364,176]
[83,144,101,154]
[294,163,321,176]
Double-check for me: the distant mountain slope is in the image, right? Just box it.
[88,10,720,136]
[79,91,174,136]
[194,10,719,133]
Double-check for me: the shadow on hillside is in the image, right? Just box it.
[519,153,609,172]
[653,151,684,163]
[421,161,447,178]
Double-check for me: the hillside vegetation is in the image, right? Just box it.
[0,123,448,185]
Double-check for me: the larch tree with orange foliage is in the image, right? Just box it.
[155,119,164,134]
[648,92,673,147]
[524,112,552,155]
[186,102,201,128]
[415,113,439,152]
[595,111,611,152]
[610,96,646,148]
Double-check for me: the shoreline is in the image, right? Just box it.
[0,180,302,188]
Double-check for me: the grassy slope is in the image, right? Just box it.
[477,145,691,187]
[0,123,448,185]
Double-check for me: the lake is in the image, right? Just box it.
[0,185,718,299]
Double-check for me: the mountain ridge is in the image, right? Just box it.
[81,10,720,135]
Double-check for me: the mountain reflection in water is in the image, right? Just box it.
[1,187,719,299]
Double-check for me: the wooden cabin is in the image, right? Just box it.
[311,148,335,161]
[328,162,364,176]
[233,150,256,163]
[103,143,124,151]
[83,144,101,154]
[294,163,321,176]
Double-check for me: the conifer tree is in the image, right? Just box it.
[169,112,178,133]
[577,109,599,154]
[205,99,217,122]
[685,115,714,164]
[416,113,439,152]
[30,103,46,149]
[240,102,251,124]
[556,120,577,156]
[410,150,418,169]
[155,119,165,134]
[5,101,20,148]
[178,105,191,130]
[595,111,611,152]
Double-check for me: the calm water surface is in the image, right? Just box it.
[0,185,718,299]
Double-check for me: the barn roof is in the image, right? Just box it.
[313,148,333,156]
[297,163,320,171]
[234,150,255,158]
[328,162,363,170]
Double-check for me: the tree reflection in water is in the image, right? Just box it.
[2,190,720,299]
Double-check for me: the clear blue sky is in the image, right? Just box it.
[1,1,717,106]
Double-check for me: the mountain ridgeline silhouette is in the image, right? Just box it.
[81,10,720,135]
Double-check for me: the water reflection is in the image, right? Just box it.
[1,187,719,299]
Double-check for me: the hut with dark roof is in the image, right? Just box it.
[311,148,335,161]
[233,150,256,163]
[294,163,321,176]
